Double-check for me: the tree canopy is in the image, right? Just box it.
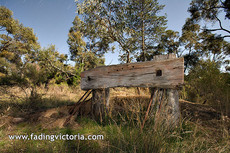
[188,0,230,38]
[69,0,167,63]
[0,6,40,68]
[67,16,105,71]
[181,0,230,71]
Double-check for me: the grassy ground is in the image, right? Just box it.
[0,85,229,152]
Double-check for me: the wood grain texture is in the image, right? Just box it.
[92,88,110,120]
[150,88,180,128]
[81,55,184,90]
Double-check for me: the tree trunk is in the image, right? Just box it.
[142,20,145,61]
[141,1,145,62]
[126,51,130,63]
[30,86,37,99]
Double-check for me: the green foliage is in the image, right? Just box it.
[156,30,180,55]
[67,16,105,70]
[179,18,230,72]
[1,62,47,99]
[185,60,229,112]
[67,17,86,60]
[200,31,230,62]
[126,0,167,62]
[71,0,167,63]
[171,0,230,73]
[0,7,83,104]
[0,7,80,88]
[34,45,80,86]
[189,0,230,25]
[0,6,40,68]
[0,6,46,97]
[179,20,203,72]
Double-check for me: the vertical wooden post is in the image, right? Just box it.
[92,88,110,121]
[150,88,180,128]
[167,89,180,125]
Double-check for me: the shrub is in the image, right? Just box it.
[185,60,229,114]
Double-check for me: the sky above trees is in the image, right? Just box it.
[2,0,227,65]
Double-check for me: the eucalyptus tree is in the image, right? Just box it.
[69,0,167,63]
[0,6,40,73]
[181,0,230,71]
[68,0,134,64]
[188,0,230,38]
[126,0,167,62]
[180,19,202,72]
[156,30,180,56]
[67,16,105,70]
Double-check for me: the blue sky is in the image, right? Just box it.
[1,0,192,65]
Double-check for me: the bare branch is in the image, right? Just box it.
[215,15,230,34]
[45,58,76,78]
[203,15,230,38]
[222,35,230,38]
[220,0,225,6]
[205,28,225,32]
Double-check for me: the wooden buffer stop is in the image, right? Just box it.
[80,54,184,126]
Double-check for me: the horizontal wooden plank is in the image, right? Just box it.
[81,56,184,90]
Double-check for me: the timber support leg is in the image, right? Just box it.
[92,88,110,122]
[166,89,180,126]
[150,88,180,128]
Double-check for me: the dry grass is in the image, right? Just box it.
[0,85,230,152]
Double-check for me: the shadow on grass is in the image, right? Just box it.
[0,97,76,117]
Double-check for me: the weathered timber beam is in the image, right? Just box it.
[81,54,184,90]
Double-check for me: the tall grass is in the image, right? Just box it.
[0,86,229,152]
[2,117,229,152]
